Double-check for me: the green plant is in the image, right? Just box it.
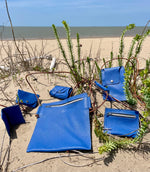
[62,21,75,69]
[124,66,137,105]
[94,116,109,142]
[76,33,81,74]
[52,24,72,72]
[95,61,101,80]
[140,60,150,110]
[124,25,150,105]
[109,51,113,68]
[103,58,107,68]
[127,34,141,60]
[86,57,92,80]
[52,21,81,85]
[135,30,150,58]
[52,21,100,93]
[118,24,135,66]
[98,137,136,154]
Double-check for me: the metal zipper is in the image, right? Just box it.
[107,112,136,118]
[45,98,84,108]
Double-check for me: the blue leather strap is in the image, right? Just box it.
[94,81,108,92]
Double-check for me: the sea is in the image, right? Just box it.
[0,26,149,40]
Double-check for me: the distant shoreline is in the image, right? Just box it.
[0,36,136,41]
[0,26,149,40]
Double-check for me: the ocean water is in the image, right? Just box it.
[0,26,149,40]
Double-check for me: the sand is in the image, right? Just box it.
[0,37,150,172]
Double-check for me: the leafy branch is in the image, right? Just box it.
[52,22,81,84]
[118,24,135,66]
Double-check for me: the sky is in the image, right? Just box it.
[0,0,150,27]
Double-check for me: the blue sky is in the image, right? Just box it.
[0,0,150,26]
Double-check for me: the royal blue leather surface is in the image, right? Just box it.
[99,66,126,101]
[49,85,73,99]
[16,89,40,108]
[27,93,91,152]
[104,108,139,138]
[1,105,25,136]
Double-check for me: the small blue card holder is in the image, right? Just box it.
[49,85,73,100]
[104,108,139,138]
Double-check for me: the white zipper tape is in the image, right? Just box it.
[45,98,84,108]
[107,112,136,118]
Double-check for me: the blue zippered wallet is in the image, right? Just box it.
[104,108,139,138]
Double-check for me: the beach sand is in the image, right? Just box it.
[0,37,150,172]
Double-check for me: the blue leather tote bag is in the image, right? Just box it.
[104,108,139,138]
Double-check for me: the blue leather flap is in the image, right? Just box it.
[102,66,121,85]
[100,66,126,101]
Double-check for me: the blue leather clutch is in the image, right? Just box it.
[16,89,40,108]
[49,85,73,99]
[104,108,139,138]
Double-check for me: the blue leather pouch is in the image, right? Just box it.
[1,105,25,136]
[95,66,126,101]
[104,108,139,138]
[49,85,73,99]
[16,89,40,108]
[27,93,91,152]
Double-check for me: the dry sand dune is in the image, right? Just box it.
[0,37,150,172]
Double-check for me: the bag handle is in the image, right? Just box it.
[0,104,7,108]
